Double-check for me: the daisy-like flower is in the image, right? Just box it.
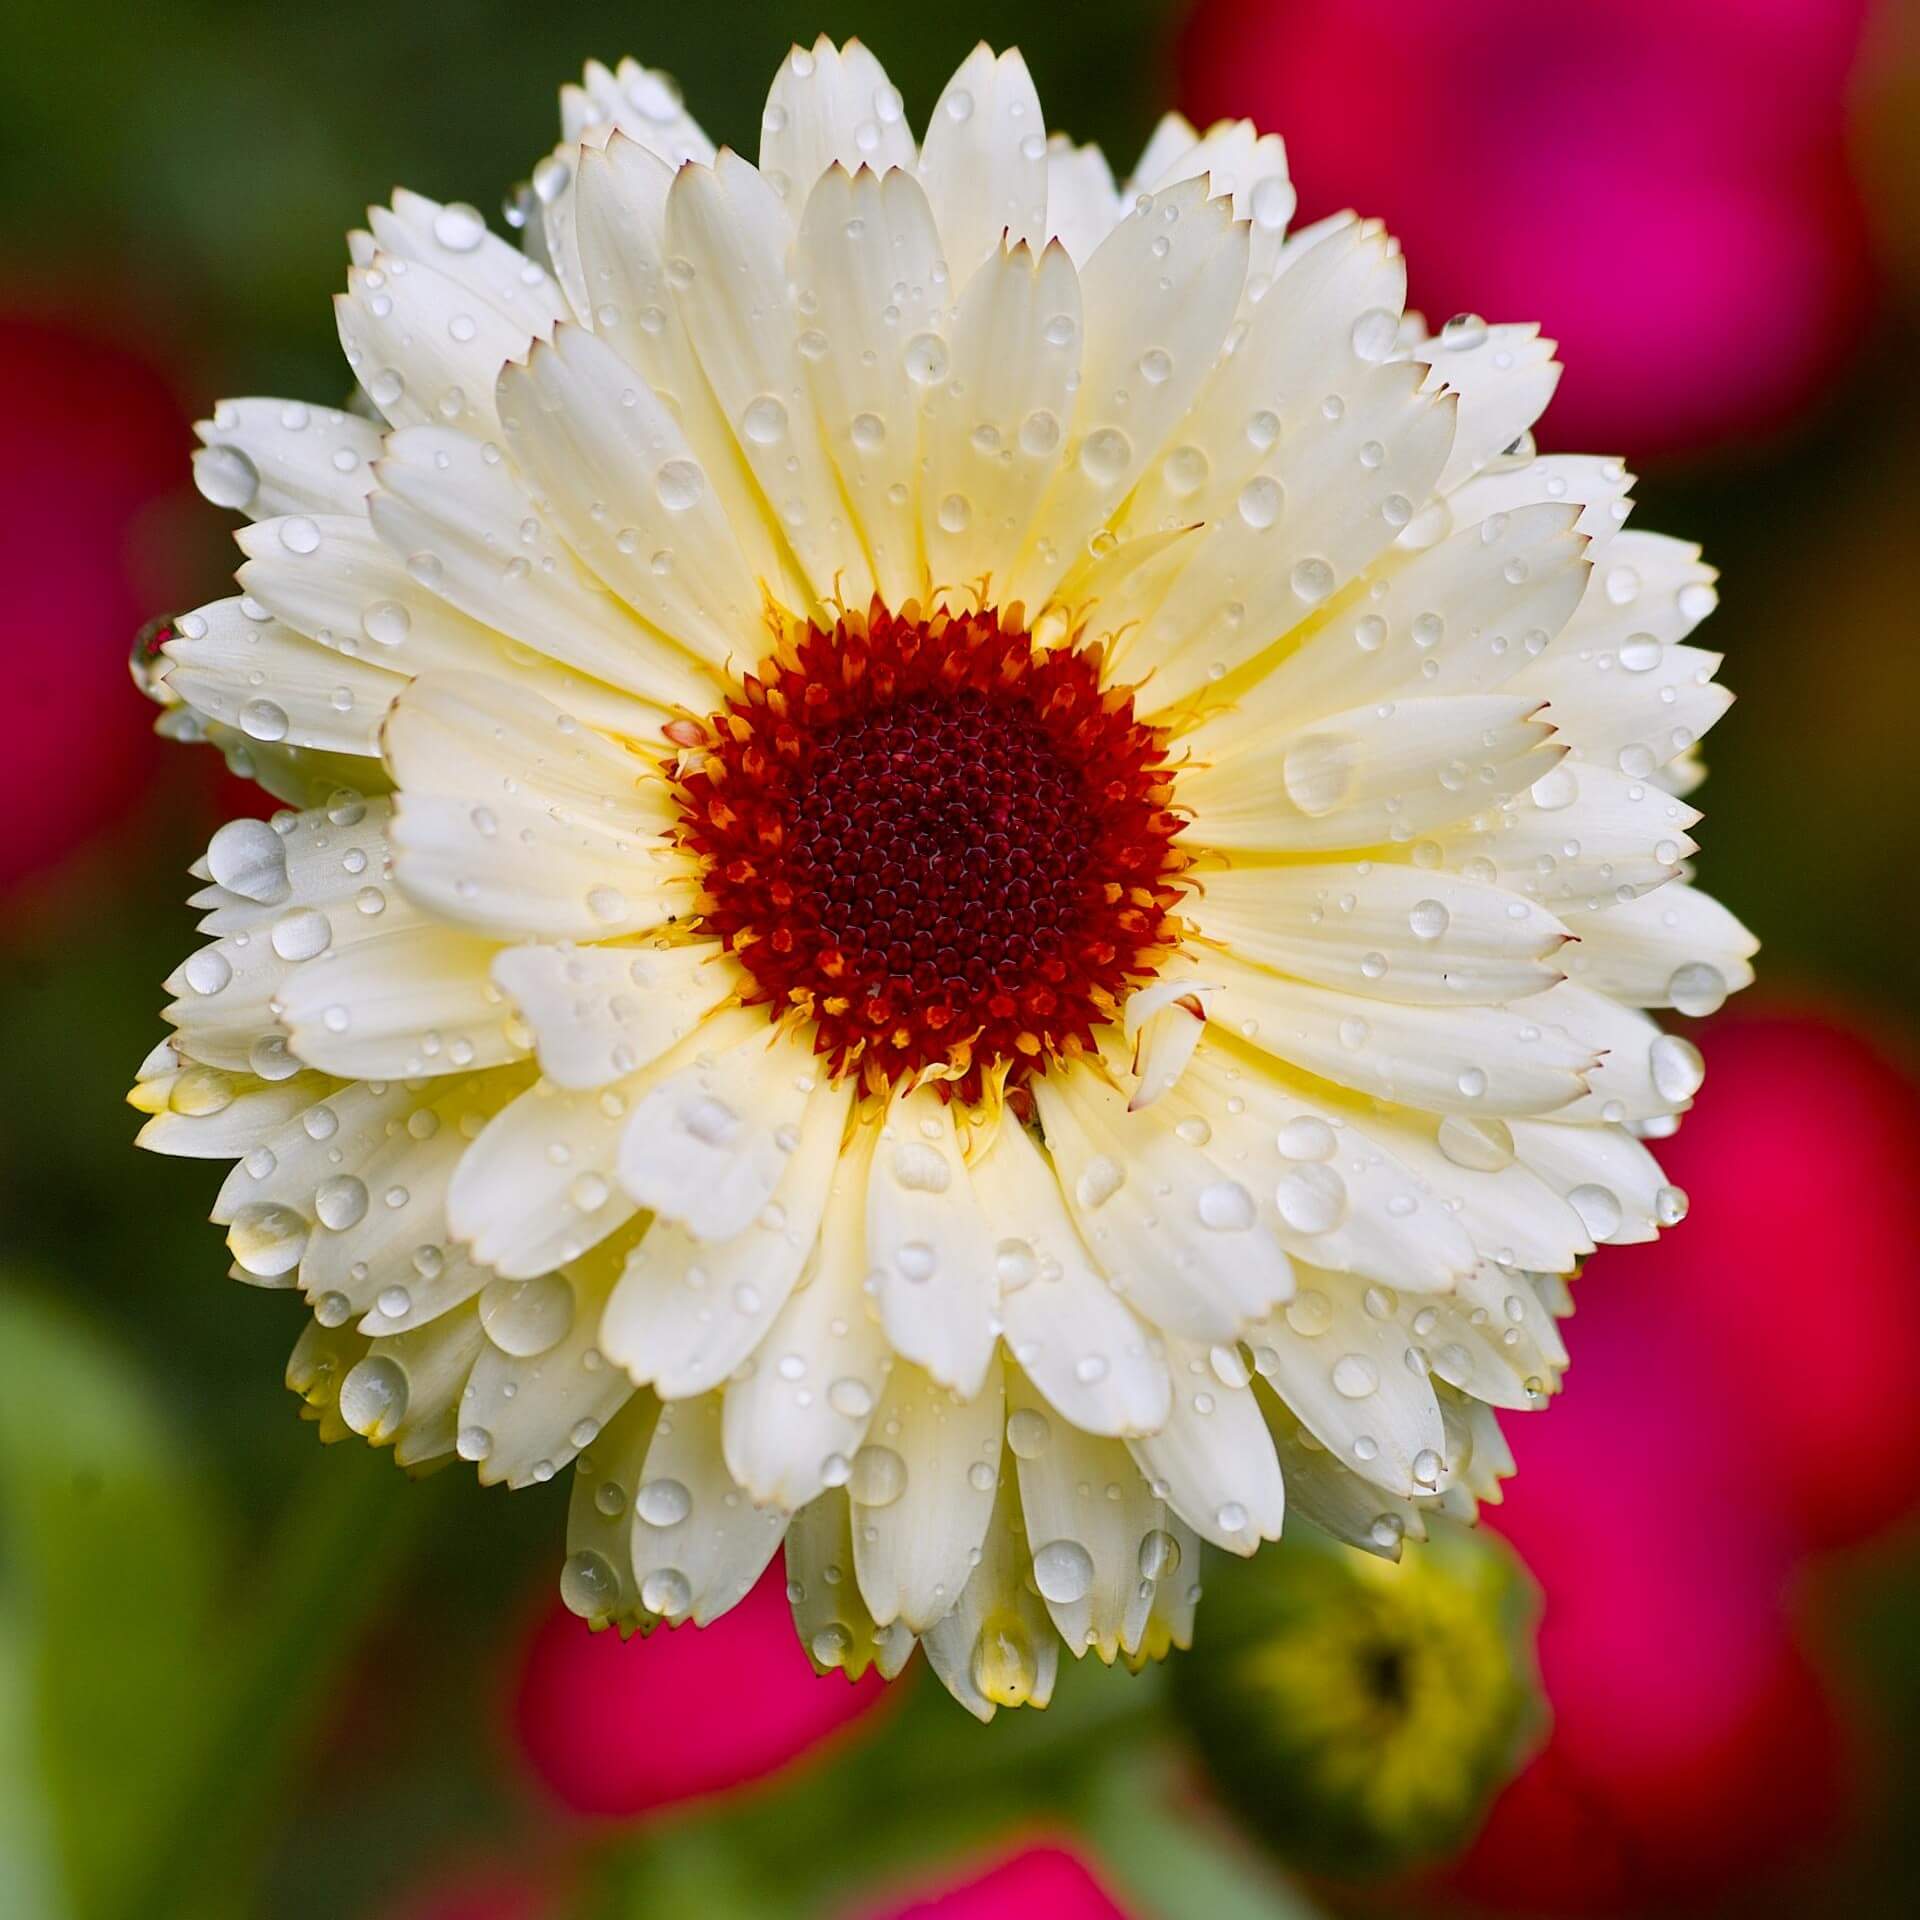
[131,37,1755,1716]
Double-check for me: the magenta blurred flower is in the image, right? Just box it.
[850,1842,1131,1920]
[511,1561,888,1818]
[1,307,190,889]
[1178,0,1880,457]
[1449,1004,1920,1909]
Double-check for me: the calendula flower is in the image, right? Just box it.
[131,36,1753,1716]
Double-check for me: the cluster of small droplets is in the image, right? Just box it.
[672,601,1189,1101]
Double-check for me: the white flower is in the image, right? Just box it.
[131,37,1754,1715]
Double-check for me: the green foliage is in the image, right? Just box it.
[0,1281,227,1919]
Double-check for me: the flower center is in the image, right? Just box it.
[671,602,1188,1102]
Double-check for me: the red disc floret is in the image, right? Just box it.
[671,601,1189,1102]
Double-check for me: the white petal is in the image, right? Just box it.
[794,165,945,606]
[492,942,736,1090]
[1183,861,1570,1005]
[496,325,766,675]
[1520,982,1700,1123]
[722,1124,893,1508]
[1006,1367,1177,1662]
[1416,322,1561,493]
[665,152,874,608]
[1129,1335,1285,1553]
[1174,1037,1479,1291]
[922,1462,1059,1713]
[194,398,383,519]
[1162,948,1596,1116]
[233,513,663,738]
[917,44,1049,280]
[1044,138,1121,264]
[382,668,675,827]
[367,187,569,335]
[1033,1062,1296,1339]
[865,1081,1000,1397]
[852,1354,1004,1633]
[1009,178,1248,611]
[564,1392,663,1629]
[1560,882,1756,1009]
[458,1240,635,1487]
[760,38,916,210]
[602,1074,852,1397]
[629,1391,787,1624]
[966,1117,1170,1437]
[446,1066,655,1278]
[336,251,542,438]
[1135,366,1456,713]
[369,424,713,715]
[921,236,1079,601]
[276,921,523,1080]
[1204,502,1587,744]
[137,1069,339,1162]
[1178,692,1561,854]
[367,1305,492,1468]
[1427,760,1700,906]
[1257,1384,1426,1558]
[616,1019,828,1241]
[569,136,810,613]
[1117,217,1404,552]
[163,597,402,757]
[786,1490,916,1680]
[1249,1269,1446,1497]
[1510,1118,1677,1247]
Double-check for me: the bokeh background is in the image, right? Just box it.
[5,3,1920,1916]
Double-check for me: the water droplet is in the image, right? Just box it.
[640,1567,692,1618]
[270,906,332,962]
[1649,1033,1706,1103]
[1667,962,1727,1018]
[636,1477,692,1527]
[656,458,706,511]
[1350,307,1399,362]
[560,1548,619,1618]
[193,443,260,511]
[1032,1538,1095,1604]
[1437,1114,1515,1172]
[1275,1163,1348,1234]
[1409,898,1450,941]
[1007,1407,1053,1458]
[314,1173,369,1231]
[1332,1353,1379,1399]
[1080,427,1132,484]
[339,1355,409,1437]
[1237,476,1282,530]
[1285,1289,1333,1337]
[1196,1179,1256,1232]
[478,1271,575,1356]
[848,1444,907,1507]
[741,394,788,445]
[207,817,290,904]
[1568,1183,1622,1242]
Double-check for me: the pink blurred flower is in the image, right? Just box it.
[1178,0,1880,457]
[850,1842,1131,1920]
[511,1561,889,1818]
[2,306,193,889]
[1450,1003,1920,1909]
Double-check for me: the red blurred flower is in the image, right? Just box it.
[1453,1004,1920,1909]
[1178,0,1880,458]
[849,1842,1132,1920]
[511,1561,889,1818]
[1,306,193,889]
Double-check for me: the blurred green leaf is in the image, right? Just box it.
[0,1279,228,1920]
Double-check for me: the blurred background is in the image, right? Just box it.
[4,2,1919,1916]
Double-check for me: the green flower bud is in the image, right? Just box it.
[1171,1517,1543,1876]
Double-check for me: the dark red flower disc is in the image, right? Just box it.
[670,601,1189,1102]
